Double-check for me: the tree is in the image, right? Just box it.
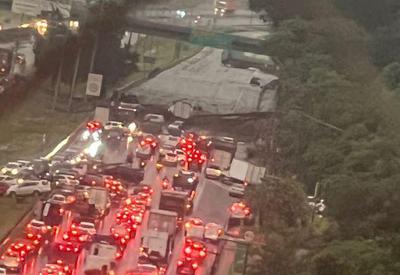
[382,62,400,90]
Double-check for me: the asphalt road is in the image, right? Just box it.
[8,128,236,275]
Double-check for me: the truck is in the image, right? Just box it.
[88,187,111,217]
[210,149,233,170]
[83,235,119,274]
[139,209,177,268]
[159,190,190,224]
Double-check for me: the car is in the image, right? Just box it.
[140,135,158,150]
[184,218,204,239]
[159,135,180,155]
[133,184,153,196]
[105,128,126,141]
[167,120,184,136]
[175,149,186,162]
[52,168,79,179]
[173,170,199,189]
[52,174,79,186]
[6,179,50,197]
[25,219,52,241]
[183,238,207,263]
[229,202,252,219]
[162,151,178,166]
[49,194,68,204]
[104,121,124,130]
[177,258,198,275]
[76,221,97,236]
[110,224,135,247]
[0,182,10,195]
[143,114,165,124]
[39,260,73,275]
[0,175,17,185]
[126,263,164,275]
[136,144,152,160]
[205,165,223,180]
[1,162,24,175]
[79,174,104,186]
[86,120,103,131]
[115,207,143,226]
[59,229,90,253]
[0,239,36,274]
[204,223,223,241]
[16,160,31,167]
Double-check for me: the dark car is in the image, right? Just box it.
[0,181,10,195]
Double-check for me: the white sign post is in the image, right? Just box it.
[86,73,103,97]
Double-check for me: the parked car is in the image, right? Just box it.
[0,175,17,185]
[1,162,25,175]
[6,180,51,197]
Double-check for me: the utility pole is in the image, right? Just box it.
[52,53,64,111]
[86,0,104,102]
[68,46,82,111]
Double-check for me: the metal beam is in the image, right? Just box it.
[125,17,267,54]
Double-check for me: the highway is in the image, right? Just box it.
[0,121,238,274]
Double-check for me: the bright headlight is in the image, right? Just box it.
[11,169,18,175]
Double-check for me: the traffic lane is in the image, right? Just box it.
[102,137,129,165]
[192,178,235,225]
[28,209,75,274]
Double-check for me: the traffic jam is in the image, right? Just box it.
[0,113,253,275]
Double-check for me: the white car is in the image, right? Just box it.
[17,160,31,167]
[175,149,186,162]
[0,175,17,185]
[163,151,178,166]
[52,174,79,186]
[167,120,184,136]
[77,221,96,235]
[204,223,223,241]
[6,180,51,197]
[144,113,165,123]
[184,218,205,239]
[104,121,124,130]
[1,162,25,175]
[205,165,223,180]
[49,194,67,204]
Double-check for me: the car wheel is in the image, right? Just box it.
[9,191,16,199]
[33,190,41,197]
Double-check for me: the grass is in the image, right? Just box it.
[0,80,91,165]
[0,197,33,239]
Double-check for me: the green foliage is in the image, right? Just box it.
[312,239,398,275]
[382,62,400,90]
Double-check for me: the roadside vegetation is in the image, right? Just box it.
[247,0,400,274]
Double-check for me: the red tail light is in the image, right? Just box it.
[192,262,199,270]
[184,246,192,255]
[177,260,184,267]
[199,250,206,258]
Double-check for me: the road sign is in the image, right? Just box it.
[86,73,103,97]
[12,0,41,17]
[12,0,72,18]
